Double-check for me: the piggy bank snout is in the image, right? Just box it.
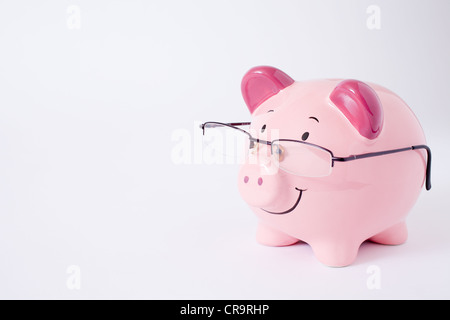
[238,163,282,208]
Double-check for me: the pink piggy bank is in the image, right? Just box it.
[201,66,431,267]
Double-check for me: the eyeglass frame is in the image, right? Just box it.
[200,121,432,191]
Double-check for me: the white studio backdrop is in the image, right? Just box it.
[0,0,449,299]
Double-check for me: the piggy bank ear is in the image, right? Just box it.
[330,79,384,140]
[241,66,294,114]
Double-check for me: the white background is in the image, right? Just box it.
[0,0,449,299]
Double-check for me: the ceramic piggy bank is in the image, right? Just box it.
[201,66,431,267]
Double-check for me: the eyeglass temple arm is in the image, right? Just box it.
[413,145,432,191]
[333,145,432,191]
[200,122,252,136]
[200,122,272,150]
[200,122,251,129]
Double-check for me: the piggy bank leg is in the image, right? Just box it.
[310,240,361,267]
[256,223,299,247]
[369,221,408,245]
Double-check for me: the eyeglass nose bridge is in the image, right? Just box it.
[247,139,272,164]
[248,138,273,157]
[247,138,281,175]
[249,137,272,148]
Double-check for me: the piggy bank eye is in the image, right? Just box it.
[261,124,266,133]
[301,132,309,141]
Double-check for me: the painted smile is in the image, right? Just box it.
[261,188,305,215]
